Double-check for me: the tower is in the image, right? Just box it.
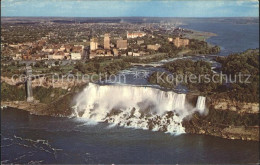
[90,38,98,51]
[104,33,110,50]
[26,66,34,102]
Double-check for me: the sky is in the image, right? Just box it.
[1,0,259,17]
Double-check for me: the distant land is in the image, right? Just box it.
[1,17,259,25]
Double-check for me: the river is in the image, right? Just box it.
[181,19,259,56]
[1,108,259,164]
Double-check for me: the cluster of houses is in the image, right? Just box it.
[11,31,190,61]
[89,31,148,59]
[89,31,190,59]
[11,39,84,61]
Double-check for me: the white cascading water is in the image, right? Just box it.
[196,96,206,114]
[73,83,204,135]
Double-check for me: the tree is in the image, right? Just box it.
[54,61,59,66]
[34,62,40,67]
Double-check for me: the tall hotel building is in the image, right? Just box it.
[104,33,110,49]
[90,38,98,51]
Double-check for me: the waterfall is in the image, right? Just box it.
[173,94,186,110]
[73,83,201,135]
[196,96,206,113]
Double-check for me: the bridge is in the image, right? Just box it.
[130,63,163,67]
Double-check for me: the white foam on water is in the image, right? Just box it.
[73,83,205,135]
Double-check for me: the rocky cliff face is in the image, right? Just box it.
[212,99,259,114]
[1,83,259,141]
[1,76,87,90]
[183,113,259,141]
[183,97,259,141]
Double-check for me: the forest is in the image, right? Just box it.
[149,49,259,102]
[215,49,259,102]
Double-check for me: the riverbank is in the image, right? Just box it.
[146,49,259,141]
[1,76,87,89]
[2,88,259,141]
[1,49,258,142]
[183,29,217,41]
[182,95,259,141]
[1,80,87,116]
[183,113,259,141]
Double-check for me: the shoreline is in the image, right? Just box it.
[1,47,258,142]
[2,94,259,142]
[1,50,259,142]
[183,29,217,41]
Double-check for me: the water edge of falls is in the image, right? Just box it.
[72,83,206,135]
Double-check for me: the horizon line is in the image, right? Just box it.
[1,16,259,18]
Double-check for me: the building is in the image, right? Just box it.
[137,40,144,45]
[90,38,98,51]
[117,39,127,49]
[71,53,81,60]
[113,48,119,56]
[48,54,64,60]
[168,37,173,42]
[96,49,106,55]
[173,37,189,48]
[89,49,112,59]
[105,50,113,57]
[42,48,54,53]
[128,52,141,56]
[104,33,110,49]
[127,31,146,39]
[58,45,66,51]
[13,54,22,60]
[147,44,161,51]
[22,55,32,60]
[72,45,84,53]
[89,52,96,59]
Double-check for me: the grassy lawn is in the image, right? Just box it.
[183,30,217,41]
[139,53,166,60]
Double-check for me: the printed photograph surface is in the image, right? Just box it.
[1,0,259,164]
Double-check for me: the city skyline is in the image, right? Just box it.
[1,0,259,17]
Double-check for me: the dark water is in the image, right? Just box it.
[1,108,259,164]
[181,20,259,56]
